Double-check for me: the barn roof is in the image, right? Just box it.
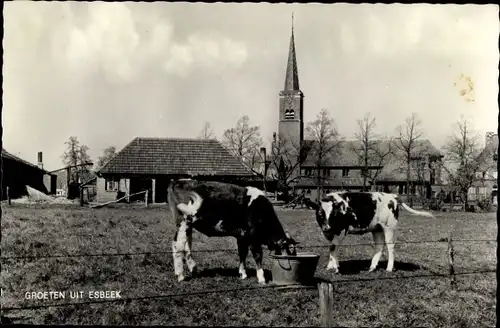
[1,148,52,174]
[301,138,442,168]
[98,137,255,177]
[294,177,367,188]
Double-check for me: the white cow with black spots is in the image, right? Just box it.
[305,192,435,274]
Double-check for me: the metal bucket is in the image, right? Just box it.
[269,252,320,286]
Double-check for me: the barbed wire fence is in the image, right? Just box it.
[1,236,496,326]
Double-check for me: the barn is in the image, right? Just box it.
[1,149,57,200]
[96,137,257,204]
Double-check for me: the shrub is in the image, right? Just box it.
[477,198,493,212]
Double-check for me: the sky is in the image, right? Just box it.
[3,2,499,171]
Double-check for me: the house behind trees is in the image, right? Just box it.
[468,132,498,204]
[293,139,443,201]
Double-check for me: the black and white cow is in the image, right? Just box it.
[167,179,297,284]
[305,192,435,274]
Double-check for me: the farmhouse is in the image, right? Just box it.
[296,139,443,196]
[1,149,57,200]
[270,21,443,201]
[468,132,498,204]
[96,137,256,204]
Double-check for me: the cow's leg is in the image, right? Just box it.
[384,228,396,272]
[172,220,189,282]
[184,221,197,276]
[326,230,347,274]
[250,243,266,284]
[237,238,249,280]
[368,230,385,272]
[326,244,340,274]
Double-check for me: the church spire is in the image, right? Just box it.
[284,13,300,91]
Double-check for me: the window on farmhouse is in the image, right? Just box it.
[105,178,118,191]
[342,169,350,177]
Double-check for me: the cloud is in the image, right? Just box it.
[162,31,248,77]
[337,4,498,58]
[7,2,248,82]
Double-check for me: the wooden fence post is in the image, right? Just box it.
[7,186,11,205]
[318,282,334,327]
[447,231,456,289]
[145,190,149,208]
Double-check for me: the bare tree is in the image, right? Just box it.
[442,118,484,208]
[198,122,216,140]
[411,150,429,198]
[305,109,343,198]
[61,136,92,184]
[352,113,393,191]
[265,133,311,199]
[394,113,424,204]
[221,115,263,171]
[96,146,117,171]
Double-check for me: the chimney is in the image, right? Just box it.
[37,151,43,170]
[485,132,495,146]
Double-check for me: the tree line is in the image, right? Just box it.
[60,110,495,206]
[203,110,495,205]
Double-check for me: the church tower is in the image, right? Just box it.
[278,15,304,149]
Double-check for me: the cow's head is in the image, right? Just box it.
[271,232,298,256]
[176,191,203,217]
[307,193,353,234]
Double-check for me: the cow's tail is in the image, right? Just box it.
[400,202,435,218]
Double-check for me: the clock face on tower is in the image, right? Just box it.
[285,95,294,107]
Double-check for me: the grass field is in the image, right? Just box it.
[1,204,497,326]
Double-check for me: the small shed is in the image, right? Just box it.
[96,137,257,204]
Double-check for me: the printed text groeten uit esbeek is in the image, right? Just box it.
[25,291,121,300]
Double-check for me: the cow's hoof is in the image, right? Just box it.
[177,274,185,282]
[386,268,394,272]
[368,267,376,273]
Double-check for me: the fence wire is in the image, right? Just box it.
[1,270,495,312]
[0,238,496,261]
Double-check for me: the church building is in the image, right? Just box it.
[271,18,444,201]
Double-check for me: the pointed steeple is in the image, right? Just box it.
[284,13,300,91]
